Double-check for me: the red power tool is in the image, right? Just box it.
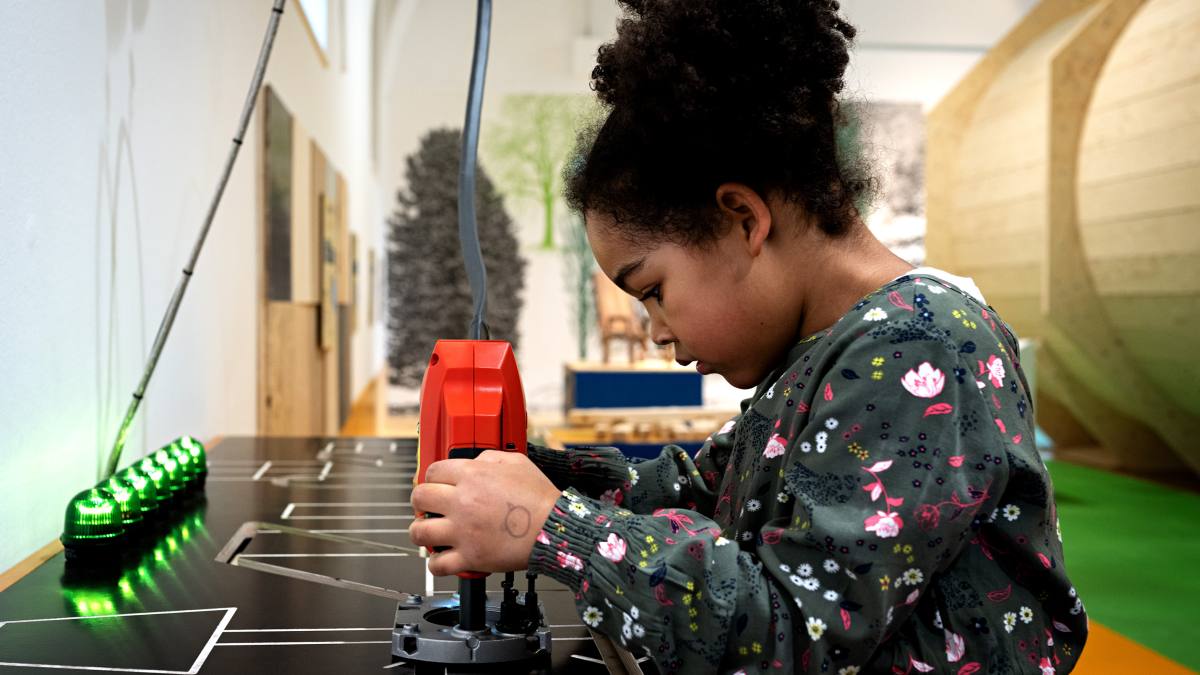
[415,339,529,632]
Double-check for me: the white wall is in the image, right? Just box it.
[0,0,386,572]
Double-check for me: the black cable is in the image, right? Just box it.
[457,0,493,341]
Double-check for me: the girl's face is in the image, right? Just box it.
[586,209,801,389]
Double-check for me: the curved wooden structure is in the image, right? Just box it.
[927,0,1200,473]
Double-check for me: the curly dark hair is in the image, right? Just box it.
[565,0,871,245]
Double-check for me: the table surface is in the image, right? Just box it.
[0,437,653,674]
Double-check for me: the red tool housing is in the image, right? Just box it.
[415,339,528,497]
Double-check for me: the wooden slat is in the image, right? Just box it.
[336,174,351,305]
[1078,164,1200,223]
[961,98,1049,159]
[951,263,1042,296]
[1083,1,1200,109]
[948,195,1046,239]
[1089,252,1200,295]
[1104,294,1200,327]
[262,301,324,436]
[951,155,1043,189]
[0,540,63,593]
[950,159,1046,211]
[964,73,1051,128]
[1079,120,1200,185]
[950,230,1044,268]
[1079,78,1200,150]
[983,297,1043,338]
[1136,358,1200,417]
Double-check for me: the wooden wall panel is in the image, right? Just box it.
[291,119,317,304]
[337,174,351,305]
[938,8,1096,343]
[261,302,324,436]
[263,87,293,302]
[926,0,1200,473]
[1074,0,1200,433]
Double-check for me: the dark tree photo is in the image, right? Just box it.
[386,128,526,386]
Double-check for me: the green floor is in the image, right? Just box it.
[1047,460,1200,670]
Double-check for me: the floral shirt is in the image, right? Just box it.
[527,274,1087,674]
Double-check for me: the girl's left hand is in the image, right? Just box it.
[409,450,561,576]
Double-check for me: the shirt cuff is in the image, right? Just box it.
[527,443,574,486]
[527,488,609,592]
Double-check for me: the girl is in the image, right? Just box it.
[408,1,1087,672]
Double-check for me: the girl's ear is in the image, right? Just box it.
[715,183,772,257]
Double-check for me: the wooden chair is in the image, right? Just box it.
[592,270,647,363]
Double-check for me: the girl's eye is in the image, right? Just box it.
[639,285,662,304]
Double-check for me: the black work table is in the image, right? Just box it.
[0,437,653,674]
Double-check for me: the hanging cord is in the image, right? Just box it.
[103,0,287,478]
[458,0,493,341]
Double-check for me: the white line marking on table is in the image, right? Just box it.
[214,641,390,647]
[280,503,296,520]
[0,607,233,624]
[188,607,237,674]
[223,627,392,633]
[238,553,412,558]
[0,664,189,673]
[354,442,364,454]
[325,472,413,479]
[0,607,237,675]
[251,461,273,481]
[259,529,409,534]
[287,502,411,507]
[318,461,333,481]
[284,516,414,521]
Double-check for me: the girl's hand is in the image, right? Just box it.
[409,450,561,576]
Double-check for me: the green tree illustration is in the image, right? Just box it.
[485,94,591,250]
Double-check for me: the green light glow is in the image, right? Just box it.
[168,445,200,489]
[137,458,174,503]
[179,435,205,459]
[77,502,113,517]
[178,436,208,486]
[61,488,124,545]
[102,476,144,528]
[65,589,119,617]
[119,466,161,514]
[153,450,185,495]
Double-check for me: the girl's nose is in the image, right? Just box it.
[649,314,675,346]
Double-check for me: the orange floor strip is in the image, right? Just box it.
[1075,622,1195,674]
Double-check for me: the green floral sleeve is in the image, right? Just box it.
[528,421,738,514]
